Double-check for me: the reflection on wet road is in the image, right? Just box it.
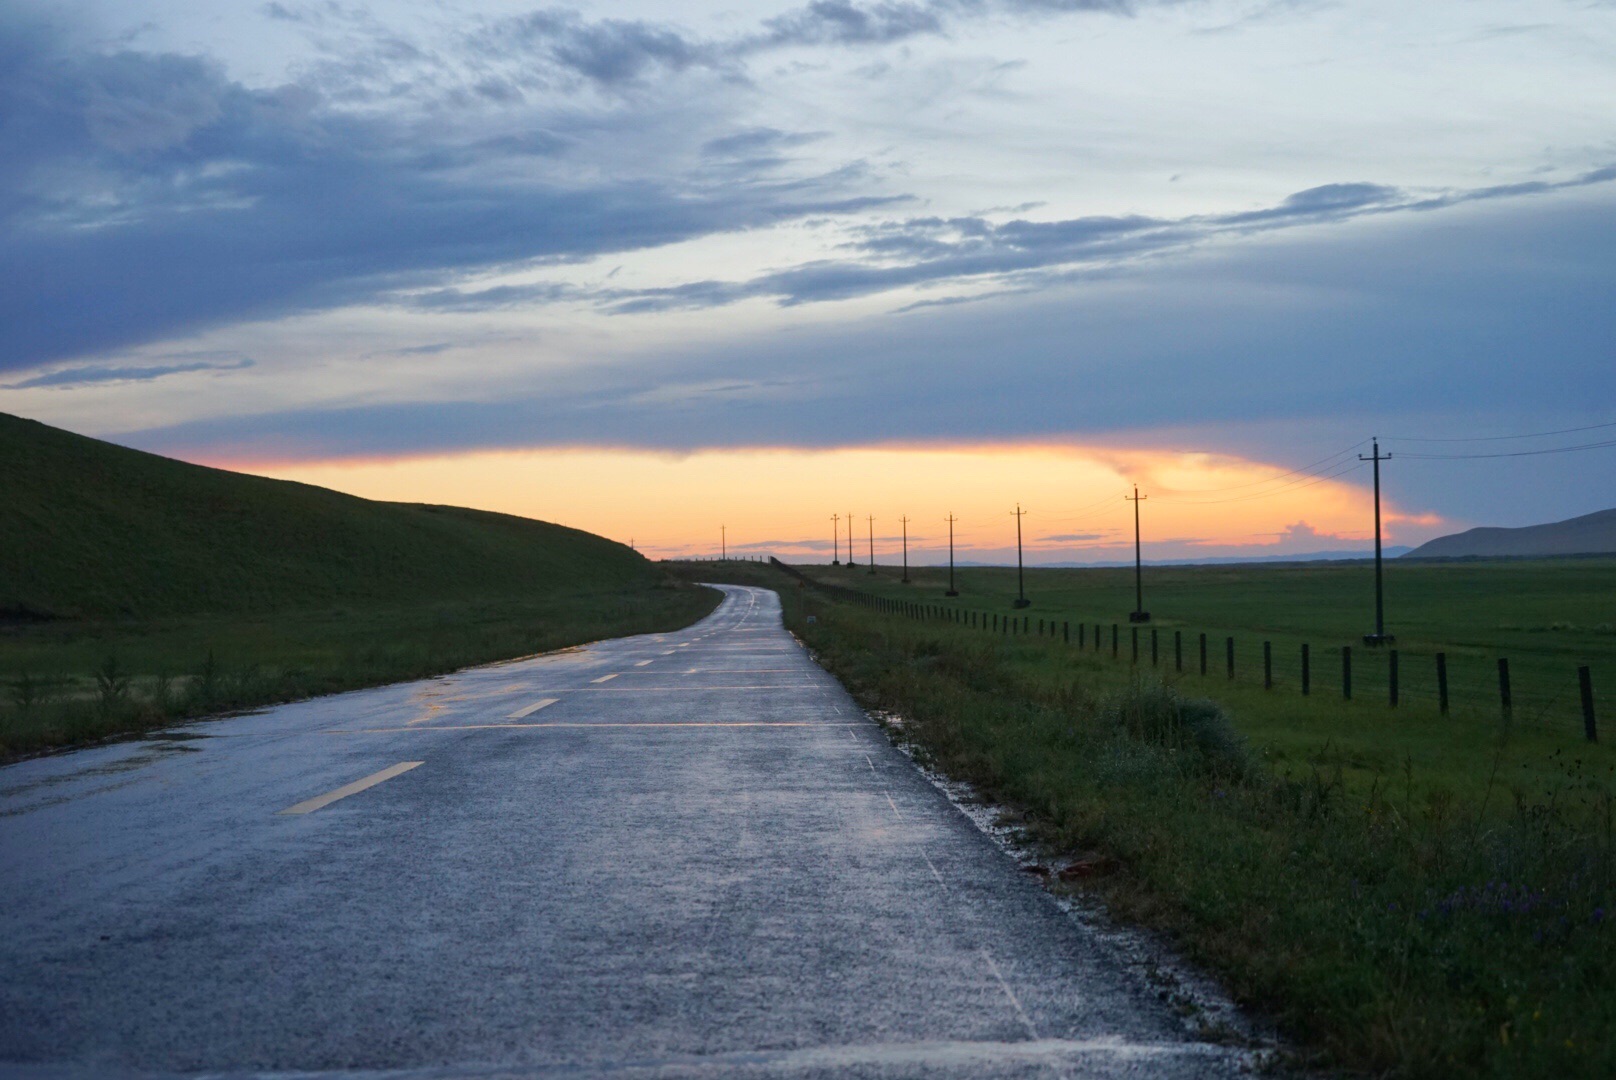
[0,585,1248,1079]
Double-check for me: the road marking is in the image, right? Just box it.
[662,650,677,655]
[634,660,653,667]
[885,792,903,819]
[278,762,423,815]
[980,949,1040,1040]
[508,697,559,719]
[575,684,820,691]
[327,722,863,732]
[865,755,876,772]
[921,851,948,890]
[591,673,619,683]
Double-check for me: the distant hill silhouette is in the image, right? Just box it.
[1406,508,1616,559]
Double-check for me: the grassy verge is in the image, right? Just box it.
[687,561,1616,1078]
[0,581,719,759]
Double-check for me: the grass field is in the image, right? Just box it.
[680,559,1616,1078]
[0,413,720,756]
[792,558,1616,807]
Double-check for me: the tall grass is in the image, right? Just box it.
[0,583,719,758]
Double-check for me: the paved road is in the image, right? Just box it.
[0,585,1248,1079]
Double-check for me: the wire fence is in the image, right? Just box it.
[770,559,1604,743]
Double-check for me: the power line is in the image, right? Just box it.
[1154,440,1370,497]
[1398,438,1616,460]
[1166,460,1367,506]
[1386,419,1616,443]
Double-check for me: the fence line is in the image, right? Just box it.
[768,558,1600,743]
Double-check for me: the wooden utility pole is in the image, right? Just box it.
[900,516,911,584]
[1012,504,1030,608]
[945,514,959,596]
[867,515,876,575]
[848,510,856,567]
[720,524,726,561]
[830,514,841,565]
[1126,485,1150,623]
[1360,438,1394,645]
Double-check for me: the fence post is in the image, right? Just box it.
[1175,630,1183,673]
[1151,628,1159,667]
[1263,641,1272,690]
[1199,633,1207,676]
[1301,644,1310,696]
[1024,616,1029,634]
[1342,646,1352,700]
[1095,624,1102,652]
[1079,623,1086,648]
[1131,626,1139,665]
[1064,621,1070,644]
[1498,658,1512,722]
[1581,667,1597,743]
[1389,649,1399,708]
[1436,653,1448,715]
[1112,624,1119,659]
[1226,637,1235,680]
[1039,619,1045,636]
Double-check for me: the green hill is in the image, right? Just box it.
[0,412,656,619]
[0,412,718,756]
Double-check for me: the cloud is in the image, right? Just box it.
[1039,533,1109,542]
[579,170,1615,314]
[0,13,917,373]
[3,352,253,389]
[114,183,1616,531]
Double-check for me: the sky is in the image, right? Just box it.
[2,0,1613,562]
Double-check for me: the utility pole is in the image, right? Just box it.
[831,514,841,565]
[867,515,877,575]
[1012,504,1030,608]
[721,524,726,562]
[1360,438,1395,645]
[848,510,856,567]
[900,516,911,584]
[944,514,959,596]
[1126,485,1150,623]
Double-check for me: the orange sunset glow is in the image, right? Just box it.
[245,442,1447,563]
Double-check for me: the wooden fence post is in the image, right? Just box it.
[1226,637,1235,680]
[1581,667,1598,743]
[1263,641,1272,690]
[1436,652,1448,715]
[1342,646,1352,701]
[1301,644,1310,696]
[1389,649,1399,708]
[1151,628,1159,667]
[1199,633,1207,676]
[1175,630,1183,673]
[1498,658,1512,722]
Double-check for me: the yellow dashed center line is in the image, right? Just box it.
[278,761,423,815]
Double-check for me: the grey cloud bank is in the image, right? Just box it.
[2,0,1614,533]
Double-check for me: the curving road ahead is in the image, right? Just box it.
[0,585,1248,1079]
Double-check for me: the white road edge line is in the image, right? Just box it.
[508,697,559,719]
[278,761,423,816]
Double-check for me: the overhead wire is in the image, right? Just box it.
[1385,420,1616,443]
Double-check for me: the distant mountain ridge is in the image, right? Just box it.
[1406,508,1616,559]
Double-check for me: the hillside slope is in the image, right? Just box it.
[1,412,658,618]
[1406,507,1616,559]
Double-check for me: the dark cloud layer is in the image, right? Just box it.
[122,187,1616,526]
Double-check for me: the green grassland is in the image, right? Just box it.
[795,558,1616,808]
[682,558,1616,1077]
[0,413,719,756]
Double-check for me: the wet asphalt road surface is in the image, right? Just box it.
[0,585,1249,1079]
